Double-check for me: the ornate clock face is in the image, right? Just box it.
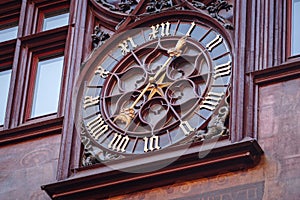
[81,17,232,156]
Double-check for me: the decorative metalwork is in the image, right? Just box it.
[81,19,232,156]
[96,0,138,13]
[91,26,110,49]
[191,96,230,143]
[81,122,123,166]
[192,0,233,29]
[82,148,124,166]
[146,0,173,13]
[82,149,101,166]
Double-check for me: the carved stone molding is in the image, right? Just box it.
[192,104,230,143]
[146,0,174,13]
[95,0,138,14]
[81,122,124,165]
[192,92,230,143]
[192,0,233,29]
[91,25,110,49]
[42,138,263,200]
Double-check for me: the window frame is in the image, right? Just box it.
[0,0,73,144]
[35,2,70,33]
[0,39,16,130]
[0,2,20,129]
[24,50,65,121]
[0,1,20,42]
[0,22,19,43]
[0,65,13,127]
[287,0,300,59]
[14,24,68,127]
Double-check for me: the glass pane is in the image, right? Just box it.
[31,56,64,118]
[0,26,18,43]
[43,12,69,31]
[0,69,12,125]
[292,0,300,55]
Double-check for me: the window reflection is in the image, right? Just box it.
[292,0,300,55]
[0,69,12,125]
[31,57,64,118]
[0,25,18,43]
[43,12,69,31]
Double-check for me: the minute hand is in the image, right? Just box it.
[129,36,187,110]
[153,36,187,80]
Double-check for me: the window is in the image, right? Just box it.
[0,68,12,125]
[0,1,70,133]
[30,56,64,118]
[0,23,18,43]
[291,0,300,55]
[42,11,69,31]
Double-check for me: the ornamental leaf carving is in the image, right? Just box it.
[96,0,138,14]
[191,94,230,143]
[146,0,173,13]
[192,0,233,29]
[91,26,110,49]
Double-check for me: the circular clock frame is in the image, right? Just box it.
[78,11,233,156]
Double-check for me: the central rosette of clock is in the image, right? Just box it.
[101,36,211,137]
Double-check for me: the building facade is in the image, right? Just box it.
[0,0,299,199]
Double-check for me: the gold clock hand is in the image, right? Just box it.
[152,36,187,81]
[129,51,174,109]
[114,36,187,126]
[147,71,172,100]
[129,82,151,109]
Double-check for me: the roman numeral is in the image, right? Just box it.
[143,135,160,152]
[108,133,129,152]
[185,21,196,36]
[200,92,224,111]
[206,35,223,51]
[118,37,137,55]
[214,61,231,79]
[160,22,171,37]
[95,65,109,78]
[86,114,108,139]
[149,22,170,39]
[180,121,195,136]
[83,96,100,109]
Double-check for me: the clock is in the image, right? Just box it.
[80,14,232,158]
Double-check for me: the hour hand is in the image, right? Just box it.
[113,107,135,128]
[113,82,152,127]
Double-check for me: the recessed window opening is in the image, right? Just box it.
[0,23,18,43]
[43,10,69,31]
[31,56,64,118]
[291,0,300,55]
[0,68,12,125]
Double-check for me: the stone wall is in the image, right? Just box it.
[0,135,61,200]
[109,78,300,200]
